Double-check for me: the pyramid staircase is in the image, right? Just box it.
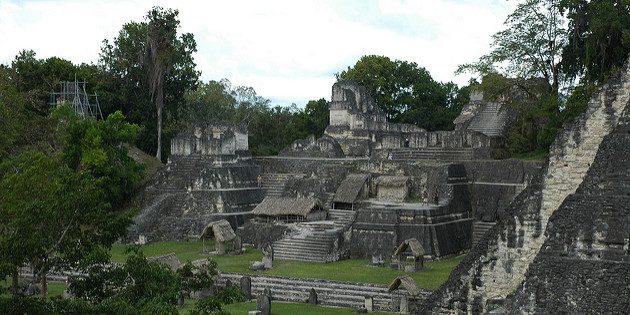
[467,102,508,137]
[273,210,356,263]
[471,221,497,246]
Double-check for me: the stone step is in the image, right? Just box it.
[273,243,330,253]
[273,254,331,262]
[472,221,496,246]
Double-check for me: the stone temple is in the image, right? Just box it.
[128,123,264,243]
[128,56,630,313]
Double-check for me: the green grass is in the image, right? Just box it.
[221,300,393,315]
[46,281,66,297]
[111,241,463,289]
[1,279,66,298]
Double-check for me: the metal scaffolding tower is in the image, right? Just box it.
[49,78,103,120]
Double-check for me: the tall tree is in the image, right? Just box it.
[100,7,198,161]
[459,0,566,96]
[560,0,630,84]
[145,7,178,161]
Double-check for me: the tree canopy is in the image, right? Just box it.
[0,106,142,296]
[560,0,630,84]
[337,55,465,131]
[99,6,199,161]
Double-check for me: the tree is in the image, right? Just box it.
[459,0,566,96]
[100,6,199,161]
[0,108,141,297]
[457,0,568,154]
[145,7,178,161]
[181,79,236,127]
[560,0,630,84]
[337,55,458,131]
[11,51,82,115]
[289,99,329,141]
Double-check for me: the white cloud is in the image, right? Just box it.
[0,0,516,106]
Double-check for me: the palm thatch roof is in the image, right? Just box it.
[377,176,409,186]
[333,174,369,203]
[147,252,182,271]
[388,275,420,295]
[200,219,236,242]
[394,238,425,258]
[251,196,321,217]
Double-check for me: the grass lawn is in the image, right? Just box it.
[46,281,66,297]
[1,279,66,298]
[111,241,463,289]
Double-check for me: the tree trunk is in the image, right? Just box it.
[155,85,164,161]
[11,268,18,296]
[40,272,48,297]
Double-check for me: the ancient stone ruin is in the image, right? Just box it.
[127,123,264,243]
[422,56,630,314]
[125,60,630,312]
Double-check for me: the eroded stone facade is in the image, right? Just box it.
[127,124,264,243]
[422,56,630,314]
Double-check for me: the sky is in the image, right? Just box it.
[0,0,516,106]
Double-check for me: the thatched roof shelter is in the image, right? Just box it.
[377,175,409,186]
[388,275,420,295]
[333,174,369,203]
[251,196,321,217]
[200,219,236,242]
[147,253,182,271]
[394,238,425,258]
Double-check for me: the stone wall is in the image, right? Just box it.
[171,124,248,156]
[421,56,630,313]
[127,157,265,242]
[351,165,473,259]
[304,80,504,158]
[280,135,344,158]
[505,105,630,313]
[462,160,542,222]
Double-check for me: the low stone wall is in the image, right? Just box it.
[216,273,433,312]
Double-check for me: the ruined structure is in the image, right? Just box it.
[237,83,540,265]
[286,80,505,160]
[127,124,264,243]
[200,219,237,254]
[422,56,630,313]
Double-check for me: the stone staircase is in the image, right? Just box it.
[261,173,303,197]
[327,209,356,226]
[273,210,356,263]
[273,229,337,262]
[471,221,496,246]
[216,273,431,312]
[467,102,508,137]
[389,147,475,161]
